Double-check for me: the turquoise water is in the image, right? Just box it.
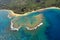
[0,8,60,40]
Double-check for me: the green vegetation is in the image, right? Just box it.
[0,0,60,14]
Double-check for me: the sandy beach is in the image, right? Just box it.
[7,7,60,18]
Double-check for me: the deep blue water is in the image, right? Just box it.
[0,8,60,40]
[42,9,60,40]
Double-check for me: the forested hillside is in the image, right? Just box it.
[0,0,60,14]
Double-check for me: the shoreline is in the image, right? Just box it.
[9,7,60,31]
[8,7,60,17]
[0,7,60,31]
[0,7,60,17]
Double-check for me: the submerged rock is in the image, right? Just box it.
[10,12,44,31]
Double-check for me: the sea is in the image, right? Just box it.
[0,7,60,40]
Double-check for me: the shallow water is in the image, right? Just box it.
[0,8,60,40]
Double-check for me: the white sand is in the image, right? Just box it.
[8,7,60,17]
